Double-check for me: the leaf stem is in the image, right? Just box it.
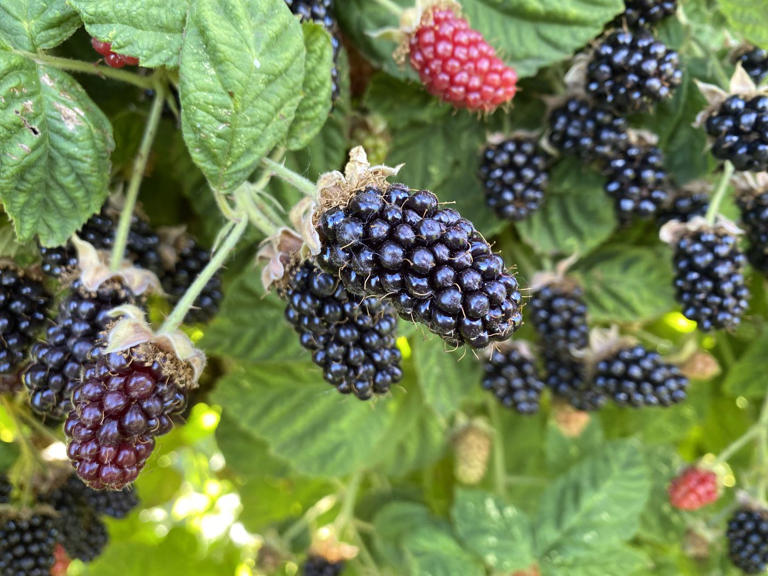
[110,79,166,271]
[15,50,155,90]
[486,398,507,498]
[260,157,317,198]
[705,162,735,226]
[714,425,760,464]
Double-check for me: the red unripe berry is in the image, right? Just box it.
[91,37,140,68]
[408,7,517,111]
[668,467,719,510]
[90,38,112,57]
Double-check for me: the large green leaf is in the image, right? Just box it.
[373,502,443,571]
[68,0,189,67]
[717,0,768,49]
[542,544,650,576]
[545,418,604,476]
[452,489,534,572]
[0,54,113,246]
[405,526,486,576]
[215,413,293,480]
[723,330,768,398]
[0,0,79,50]
[536,440,650,558]
[517,158,616,256]
[180,0,305,193]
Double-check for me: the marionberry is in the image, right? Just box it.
[91,38,139,68]
[727,508,768,574]
[283,261,403,400]
[408,7,517,111]
[161,240,222,323]
[84,486,139,519]
[656,188,709,226]
[548,97,629,162]
[478,137,551,221]
[668,467,719,510]
[620,0,677,28]
[587,31,682,114]
[0,514,57,576]
[705,95,768,172]
[672,226,749,331]
[737,190,768,273]
[545,356,607,411]
[302,555,345,576]
[45,476,108,562]
[604,143,670,222]
[0,267,50,375]
[317,185,523,348]
[482,346,545,414]
[739,47,768,86]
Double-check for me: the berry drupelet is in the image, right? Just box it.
[482,345,545,414]
[705,95,768,172]
[317,184,523,348]
[283,261,403,400]
[604,143,670,222]
[672,226,749,331]
[548,97,629,162]
[667,467,719,510]
[0,513,57,576]
[727,508,768,574]
[739,47,768,86]
[45,476,108,562]
[91,38,139,69]
[737,190,768,273]
[478,137,551,221]
[84,485,139,519]
[621,0,677,28]
[586,31,682,114]
[302,556,345,576]
[656,188,709,226]
[0,267,50,375]
[161,240,223,324]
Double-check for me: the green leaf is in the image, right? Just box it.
[542,544,650,576]
[211,363,398,477]
[215,413,293,479]
[723,330,768,397]
[286,22,333,150]
[452,489,534,572]
[573,246,677,323]
[180,0,305,193]
[0,0,80,50]
[536,440,650,558]
[545,418,604,476]
[374,502,442,570]
[517,158,616,256]
[461,0,625,78]
[67,0,189,67]
[405,526,486,576]
[716,0,768,49]
[0,54,113,246]
[238,475,333,532]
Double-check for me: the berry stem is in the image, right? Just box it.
[333,471,362,534]
[110,79,166,271]
[705,161,735,226]
[486,397,507,498]
[14,50,155,90]
[372,0,404,18]
[260,157,317,198]
[714,425,760,464]
[281,494,338,545]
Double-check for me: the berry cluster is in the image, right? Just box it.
[45,476,108,562]
[65,345,189,489]
[482,346,545,414]
[727,508,768,574]
[84,485,139,518]
[91,38,139,69]
[0,267,50,375]
[478,137,551,221]
[408,7,517,111]
[161,240,223,324]
[0,514,57,576]
[656,188,709,226]
[603,143,669,221]
[548,97,629,162]
[672,226,749,331]
[317,184,523,348]
[587,31,682,114]
[620,0,677,28]
[705,95,768,172]
[667,467,719,510]
[283,261,403,400]
[739,47,768,86]
[737,190,768,273]
[303,556,345,576]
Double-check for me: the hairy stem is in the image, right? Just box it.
[110,80,166,271]
[705,162,735,226]
[487,398,507,498]
[260,157,317,198]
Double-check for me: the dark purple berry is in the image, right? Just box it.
[548,97,629,162]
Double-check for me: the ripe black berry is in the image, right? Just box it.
[727,508,768,574]
[548,97,629,162]
[283,261,403,400]
[302,555,345,576]
[23,280,138,420]
[478,137,551,221]
[317,185,523,348]
[482,345,545,414]
[161,240,222,324]
[621,0,677,28]
[84,486,139,519]
[594,344,688,407]
[45,476,108,562]
[65,344,190,489]
[545,356,607,411]
[0,267,50,375]
[656,188,709,226]
[673,226,749,331]
[604,143,670,222]
[0,514,57,576]
[739,47,768,86]
[0,476,10,504]
[737,190,768,273]
[587,31,682,114]
[705,95,768,172]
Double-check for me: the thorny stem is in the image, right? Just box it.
[110,79,166,271]
[705,161,735,227]
[260,157,317,198]
[16,50,155,90]
[486,397,507,498]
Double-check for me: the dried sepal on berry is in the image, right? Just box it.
[659,215,743,246]
[694,64,761,127]
[256,228,305,292]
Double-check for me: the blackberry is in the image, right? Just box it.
[317,185,523,348]
[656,188,709,226]
[548,97,629,162]
[285,0,341,100]
[586,31,682,114]
[302,556,345,576]
[739,47,768,86]
[737,190,768,273]
[727,508,768,574]
[621,0,677,28]
[283,261,403,400]
[45,476,108,562]
[604,143,670,222]
[161,241,222,324]
[23,280,138,420]
[482,345,544,414]
[0,513,57,576]
[705,95,768,172]
[478,137,551,221]
[528,283,589,354]
[65,344,190,489]
[0,267,50,375]
[593,344,688,407]
[544,356,606,411]
[84,486,139,518]
[672,226,749,331]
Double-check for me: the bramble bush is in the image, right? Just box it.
[1,0,768,574]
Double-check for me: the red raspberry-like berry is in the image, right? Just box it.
[408,7,517,111]
[90,38,139,68]
[51,544,71,576]
[668,467,719,510]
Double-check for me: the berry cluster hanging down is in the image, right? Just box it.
[705,95,768,172]
[727,508,768,574]
[482,345,545,414]
[547,97,629,162]
[603,142,670,222]
[0,513,57,576]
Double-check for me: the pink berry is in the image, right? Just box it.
[668,467,719,510]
